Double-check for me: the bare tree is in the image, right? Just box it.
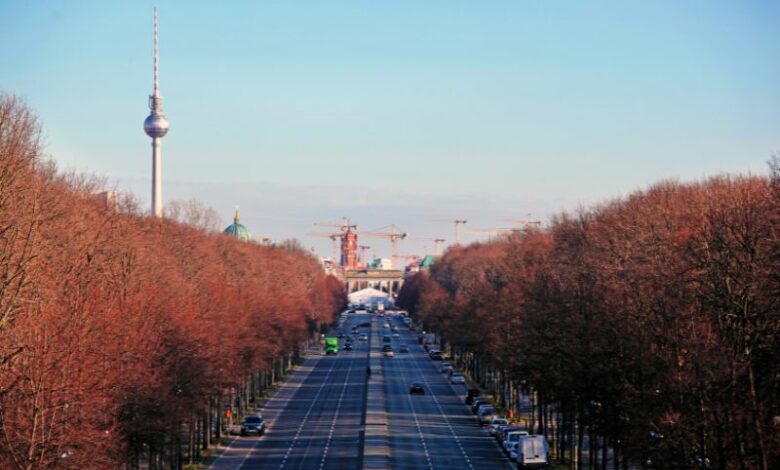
[164,198,222,232]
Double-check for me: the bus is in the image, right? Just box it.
[325,337,339,355]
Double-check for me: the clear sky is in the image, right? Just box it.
[1,1,777,260]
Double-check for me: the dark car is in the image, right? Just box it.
[409,382,425,395]
[471,397,489,413]
[382,344,393,352]
[343,343,353,351]
[383,336,391,344]
[429,350,443,361]
[240,415,265,436]
[399,345,410,353]
[465,388,481,405]
[337,332,345,339]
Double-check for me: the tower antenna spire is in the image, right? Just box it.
[154,6,159,95]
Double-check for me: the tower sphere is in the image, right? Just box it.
[144,112,169,138]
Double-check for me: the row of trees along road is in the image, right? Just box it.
[398,171,780,470]
[0,94,347,469]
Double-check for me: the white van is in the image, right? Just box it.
[516,434,550,469]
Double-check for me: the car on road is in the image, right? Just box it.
[337,332,345,339]
[343,344,353,351]
[240,415,266,436]
[384,350,395,358]
[450,373,465,384]
[399,344,410,353]
[382,336,391,344]
[488,418,509,436]
[503,430,529,452]
[392,332,400,338]
[409,382,426,395]
[440,363,453,374]
[382,344,393,352]
[471,397,489,413]
[429,350,443,360]
[477,405,498,425]
[465,388,481,405]
[516,435,550,469]
[496,425,524,443]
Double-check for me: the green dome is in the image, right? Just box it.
[224,208,253,242]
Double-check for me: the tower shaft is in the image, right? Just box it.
[152,138,162,218]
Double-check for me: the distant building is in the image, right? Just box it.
[224,208,252,242]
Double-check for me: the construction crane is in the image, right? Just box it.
[498,216,542,230]
[434,219,467,245]
[358,245,372,267]
[361,224,407,269]
[314,217,357,233]
[408,237,446,256]
[312,218,360,268]
[305,231,341,260]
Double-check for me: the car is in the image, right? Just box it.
[503,430,529,452]
[343,344,353,351]
[384,350,395,358]
[516,435,550,469]
[383,322,390,328]
[429,350,443,361]
[477,405,498,425]
[382,344,393,352]
[337,332,345,339]
[488,418,510,436]
[382,336,391,344]
[465,388,481,404]
[440,363,453,374]
[409,382,425,395]
[496,425,524,442]
[240,415,266,436]
[392,332,400,338]
[471,397,489,413]
[359,334,368,341]
[399,345,410,353]
[450,373,465,384]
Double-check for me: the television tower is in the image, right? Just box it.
[143,7,169,218]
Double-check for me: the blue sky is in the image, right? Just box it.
[1,1,777,259]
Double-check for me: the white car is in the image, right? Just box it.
[488,417,509,436]
[450,373,465,384]
[384,350,395,358]
[503,430,529,452]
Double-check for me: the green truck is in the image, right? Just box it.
[325,337,339,355]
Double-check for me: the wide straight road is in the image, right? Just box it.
[381,315,514,470]
[211,311,510,469]
[210,314,370,470]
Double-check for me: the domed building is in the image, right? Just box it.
[224,208,253,242]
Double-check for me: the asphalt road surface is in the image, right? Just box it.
[209,312,511,469]
[381,315,513,470]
